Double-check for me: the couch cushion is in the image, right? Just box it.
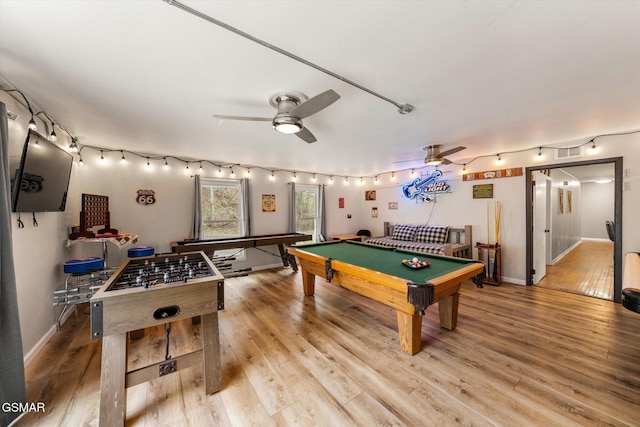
[415,225,449,244]
[391,224,418,241]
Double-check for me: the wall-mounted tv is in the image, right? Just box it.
[11,130,73,212]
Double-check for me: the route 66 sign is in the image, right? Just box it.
[136,189,156,205]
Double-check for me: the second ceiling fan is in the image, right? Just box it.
[213,89,340,143]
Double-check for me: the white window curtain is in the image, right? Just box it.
[191,174,202,239]
[318,184,326,238]
[288,182,296,234]
[240,177,251,236]
[0,101,27,426]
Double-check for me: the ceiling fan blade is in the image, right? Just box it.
[438,146,466,157]
[392,158,422,164]
[441,158,452,165]
[295,127,317,143]
[212,115,271,122]
[289,90,340,119]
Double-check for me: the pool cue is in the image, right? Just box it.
[493,202,501,281]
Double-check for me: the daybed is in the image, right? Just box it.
[366,222,472,258]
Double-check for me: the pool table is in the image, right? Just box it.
[287,241,484,355]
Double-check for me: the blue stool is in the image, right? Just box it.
[128,246,154,258]
[55,257,108,330]
[63,257,104,274]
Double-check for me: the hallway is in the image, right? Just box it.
[535,240,614,300]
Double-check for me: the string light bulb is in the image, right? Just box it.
[78,156,84,166]
[537,147,542,157]
[590,139,596,150]
[312,174,316,182]
[100,150,104,161]
[121,151,126,162]
[69,138,79,153]
[497,153,502,163]
[270,170,275,181]
[199,162,203,171]
[50,127,57,142]
[28,117,37,131]
[146,157,151,167]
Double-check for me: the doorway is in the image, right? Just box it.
[525,157,623,303]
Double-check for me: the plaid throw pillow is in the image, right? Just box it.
[391,224,418,241]
[415,225,449,244]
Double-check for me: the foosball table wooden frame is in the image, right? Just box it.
[90,251,224,426]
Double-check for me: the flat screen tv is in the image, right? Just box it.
[11,130,73,212]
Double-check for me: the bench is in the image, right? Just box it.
[366,223,472,258]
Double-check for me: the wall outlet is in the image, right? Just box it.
[624,182,631,191]
[623,168,630,178]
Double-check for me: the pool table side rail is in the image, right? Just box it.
[288,245,485,315]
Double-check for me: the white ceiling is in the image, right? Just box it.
[1,1,639,178]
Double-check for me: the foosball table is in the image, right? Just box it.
[90,251,224,426]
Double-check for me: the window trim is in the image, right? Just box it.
[200,177,246,239]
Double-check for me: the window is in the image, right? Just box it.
[295,184,320,240]
[200,178,245,239]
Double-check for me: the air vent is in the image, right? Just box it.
[556,146,582,160]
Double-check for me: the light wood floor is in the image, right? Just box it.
[16,267,639,426]
[536,240,614,300]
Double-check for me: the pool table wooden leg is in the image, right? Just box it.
[302,271,316,296]
[438,291,460,330]
[396,310,422,355]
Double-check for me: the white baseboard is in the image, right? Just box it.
[551,240,582,265]
[581,237,612,243]
[23,307,76,367]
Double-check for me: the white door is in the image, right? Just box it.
[533,171,550,284]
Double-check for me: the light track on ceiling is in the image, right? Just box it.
[162,0,414,115]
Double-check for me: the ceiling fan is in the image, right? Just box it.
[212,89,340,143]
[423,144,466,165]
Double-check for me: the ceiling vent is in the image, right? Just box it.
[556,146,582,160]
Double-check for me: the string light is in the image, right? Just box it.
[292,172,297,181]
[270,170,275,181]
[121,151,126,162]
[3,82,633,184]
[199,162,203,171]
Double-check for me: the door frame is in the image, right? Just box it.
[525,157,623,302]
[532,171,551,284]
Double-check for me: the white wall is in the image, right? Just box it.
[5,84,640,360]
[2,91,81,360]
[549,169,582,260]
[581,181,615,240]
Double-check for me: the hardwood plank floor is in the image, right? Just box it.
[16,267,639,426]
[535,240,614,300]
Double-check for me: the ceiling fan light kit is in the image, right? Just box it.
[273,116,303,134]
